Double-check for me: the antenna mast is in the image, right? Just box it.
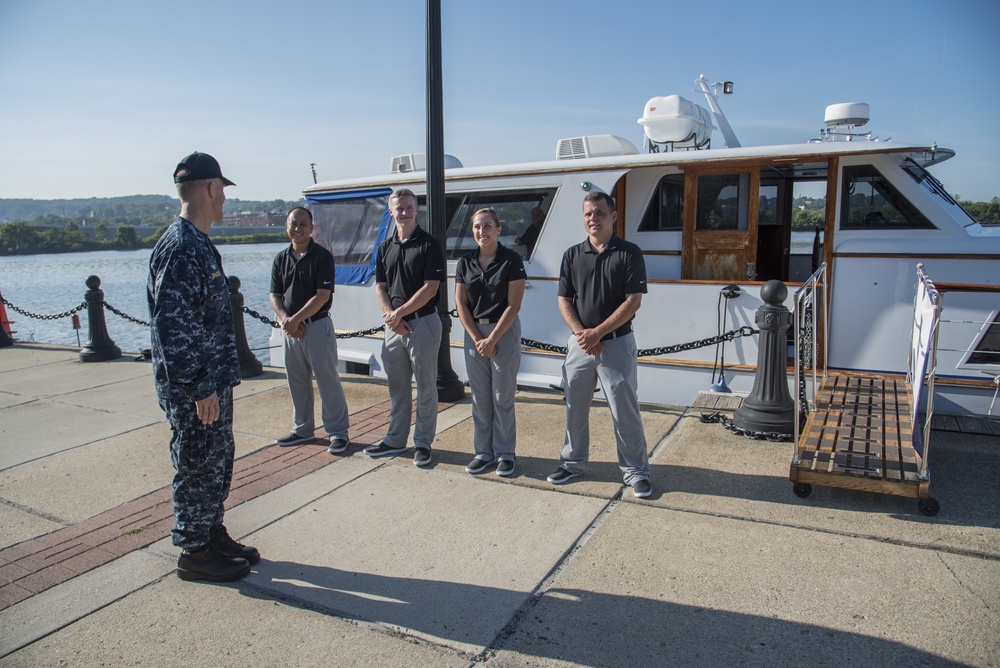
[697,75,741,148]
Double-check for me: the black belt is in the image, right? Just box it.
[305,313,329,324]
[600,326,632,342]
[403,307,436,322]
[475,317,500,325]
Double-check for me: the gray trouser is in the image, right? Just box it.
[465,318,521,461]
[283,315,350,439]
[381,313,441,449]
[560,331,650,484]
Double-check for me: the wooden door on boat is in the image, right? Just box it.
[681,167,759,280]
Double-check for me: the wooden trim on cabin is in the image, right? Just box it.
[934,282,1000,294]
[820,156,839,372]
[521,275,811,287]
[641,250,682,256]
[833,252,1000,261]
[681,171,697,278]
[614,178,626,238]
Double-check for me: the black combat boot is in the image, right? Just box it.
[176,546,250,582]
[209,524,261,565]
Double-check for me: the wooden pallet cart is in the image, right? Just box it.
[789,264,941,516]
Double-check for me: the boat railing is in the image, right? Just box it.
[792,262,829,448]
[908,264,943,479]
[925,280,1000,417]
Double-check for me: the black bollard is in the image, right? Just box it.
[79,276,122,362]
[733,280,795,436]
[228,276,263,378]
[0,291,13,348]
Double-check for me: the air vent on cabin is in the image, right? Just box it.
[556,134,639,160]
[390,153,463,173]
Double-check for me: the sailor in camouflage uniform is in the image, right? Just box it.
[147,152,260,582]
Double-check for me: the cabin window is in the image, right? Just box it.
[697,173,749,231]
[638,174,683,231]
[309,193,388,265]
[840,165,935,230]
[968,311,1000,366]
[443,188,556,260]
[758,184,779,226]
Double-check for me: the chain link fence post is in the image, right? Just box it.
[79,276,122,362]
[228,276,263,378]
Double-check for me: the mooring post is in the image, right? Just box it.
[0,291,13,348]
[79,275,122,362]
[733,279,795,436]
[228,276,263,378]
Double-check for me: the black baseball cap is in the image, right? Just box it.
[173,152,235,186]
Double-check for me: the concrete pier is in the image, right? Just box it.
[0,343,997,666]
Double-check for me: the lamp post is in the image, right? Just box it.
[426,0,464,402]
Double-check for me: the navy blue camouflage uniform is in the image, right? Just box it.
[147,217,241,550]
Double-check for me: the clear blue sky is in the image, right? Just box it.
[1,0,997,202]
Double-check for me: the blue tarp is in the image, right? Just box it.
[305,189,393,286]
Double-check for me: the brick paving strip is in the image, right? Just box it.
[0,399,451,611]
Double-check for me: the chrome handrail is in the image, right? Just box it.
[792,262,828,453]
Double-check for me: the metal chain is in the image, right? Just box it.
[796,308,813,426]
[521,326,757,357]
[637,326,757,357]
[699,411,792,442]
[1,297,86,321]
[241,306,385,339]
[337,325,385,339]
[101,301,150,327]
[242,306,280,329]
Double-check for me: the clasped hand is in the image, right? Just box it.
[383,309,411,335]
[575,328,604,356]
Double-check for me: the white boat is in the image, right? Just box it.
[276,75,1000,415]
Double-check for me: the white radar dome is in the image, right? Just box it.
[824,103,870,128]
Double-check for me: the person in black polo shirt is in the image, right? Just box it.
[269,207,350,454]
[455,208,527,477]
[364,188,445,467]
[547,191,652,498]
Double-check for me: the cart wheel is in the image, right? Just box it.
[792,483,812,498]
[917,497,940,517]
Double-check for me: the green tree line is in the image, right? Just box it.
[0,221,287,255]
[0,195,301,224]
[0,195,302,255]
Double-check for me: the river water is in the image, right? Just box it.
[1,233,820,356]
[0,243,286,357]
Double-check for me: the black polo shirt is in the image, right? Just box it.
[455,243,527,321]
[270,239,335,320]
[558,235,647,334]
[375,225,446,319]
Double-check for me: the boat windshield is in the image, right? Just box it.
[903,159,982,229]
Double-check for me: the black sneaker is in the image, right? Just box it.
[177,546,250,582]
[413,447,432,467]
[631,478,652,498]
[364,441,407,458]
[496,459,515,477]
[327,437,350,455]
[209,524,261,565]
[465,457,496,474]
[546,467,581,485]
[275,432,313,447]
